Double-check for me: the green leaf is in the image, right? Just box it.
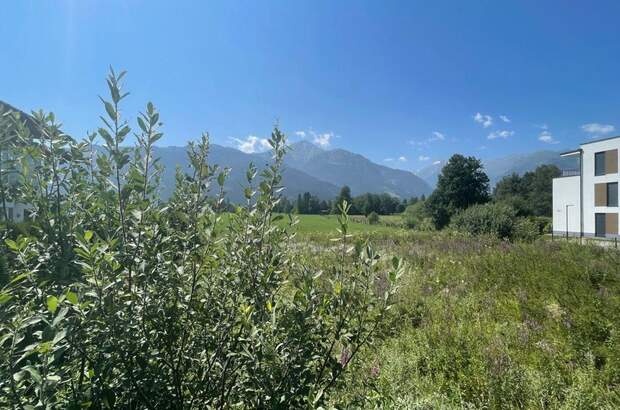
[103,100,116,121]
[84,230,93,242]
[66,291,78,305]
[52,307,69,328]
[46,374,61,383]
[0,292,12,305]
[98,128,114,146]
[13,370,26,382]
[52,329,67,345]
[10,272,30,284]
[22,365,42,384]
[4,239,19,251]
[47,295,58,314]
[137,116,148,133]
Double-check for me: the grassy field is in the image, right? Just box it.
[292,230,620,408]
[283,214,404,234]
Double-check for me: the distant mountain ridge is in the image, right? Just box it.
[1,99,431,201]
[155,141,432,201]
[417,150,578,188]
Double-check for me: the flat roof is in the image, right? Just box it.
[580,135,620,146]
[560,149,581,157]
[558,135,620,156]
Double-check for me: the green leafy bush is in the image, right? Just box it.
[0,69,403,408]
[512,217,540,242]
[403,201,434,231]
[367,211,380,225]
[451,202,516,239]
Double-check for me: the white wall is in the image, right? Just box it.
[552,176,580,235]
[581,138,620,235]
[2,202,27,223]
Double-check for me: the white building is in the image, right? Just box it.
[553,136,620,238]
[2,202,27,222]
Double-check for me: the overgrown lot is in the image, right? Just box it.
[299,233,620,408]
[1,69,619,409]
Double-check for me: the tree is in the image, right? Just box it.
[493,173,530,215]
[403,200,432,229]
[367,211,380,224]
[335,185,353,213]
[493,165,560,217]
[522,164,560,216]
[426,154,490,229]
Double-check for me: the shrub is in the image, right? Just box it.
[529,215,552,234]
[367,211,380,225]
[0,69,403,408]
[451,202,516,239]
[403,201,433,230]
[513,217,540,242]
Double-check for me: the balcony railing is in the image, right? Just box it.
[561,169,580,177]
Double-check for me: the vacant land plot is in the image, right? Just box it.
[294,230,620,408]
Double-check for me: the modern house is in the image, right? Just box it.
[2,202,27,222]
[553,136,620,238]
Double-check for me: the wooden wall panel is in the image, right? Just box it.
[606,213,618,235]
[606,149,618,174]
[595,183,607,206]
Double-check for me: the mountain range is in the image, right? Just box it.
[2,99,579,202]
[155,141,432,201]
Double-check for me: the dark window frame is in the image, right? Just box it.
[608,182,618,207]
[595,151,606,176]
[595,213,606,237]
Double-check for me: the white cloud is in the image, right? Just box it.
[538,130,559,144]
[231,135,271,153]
[398,156,407,162]
[581,123,615,135]
[432,160,441,165]
[295,130,306,138]
[312,131,333,147]
[474,112,493,128]
[418,155,430,161]
[487,130,515,140]
[430,131,445,141]
[500,115,511,123]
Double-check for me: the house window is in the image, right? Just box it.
[595,212,619,237]
[596,213,606,237]
[595,152,606,176]
[608,182,618,207]
[594,150,618,176]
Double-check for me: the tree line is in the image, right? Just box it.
[275,185,421,215]
[404,154,559,235]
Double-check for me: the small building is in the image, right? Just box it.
[553,136,620,238]
[2,202,27,222]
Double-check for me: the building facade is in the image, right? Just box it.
[2,202,27,222]
[553,136,620,238]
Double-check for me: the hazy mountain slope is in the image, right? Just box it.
[1,99,431,201]
[418,150,578,188]
[154,141,432,201]
[278,141,432,198]
[154,145,339,202]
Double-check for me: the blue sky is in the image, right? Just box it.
[2,1,620,172]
